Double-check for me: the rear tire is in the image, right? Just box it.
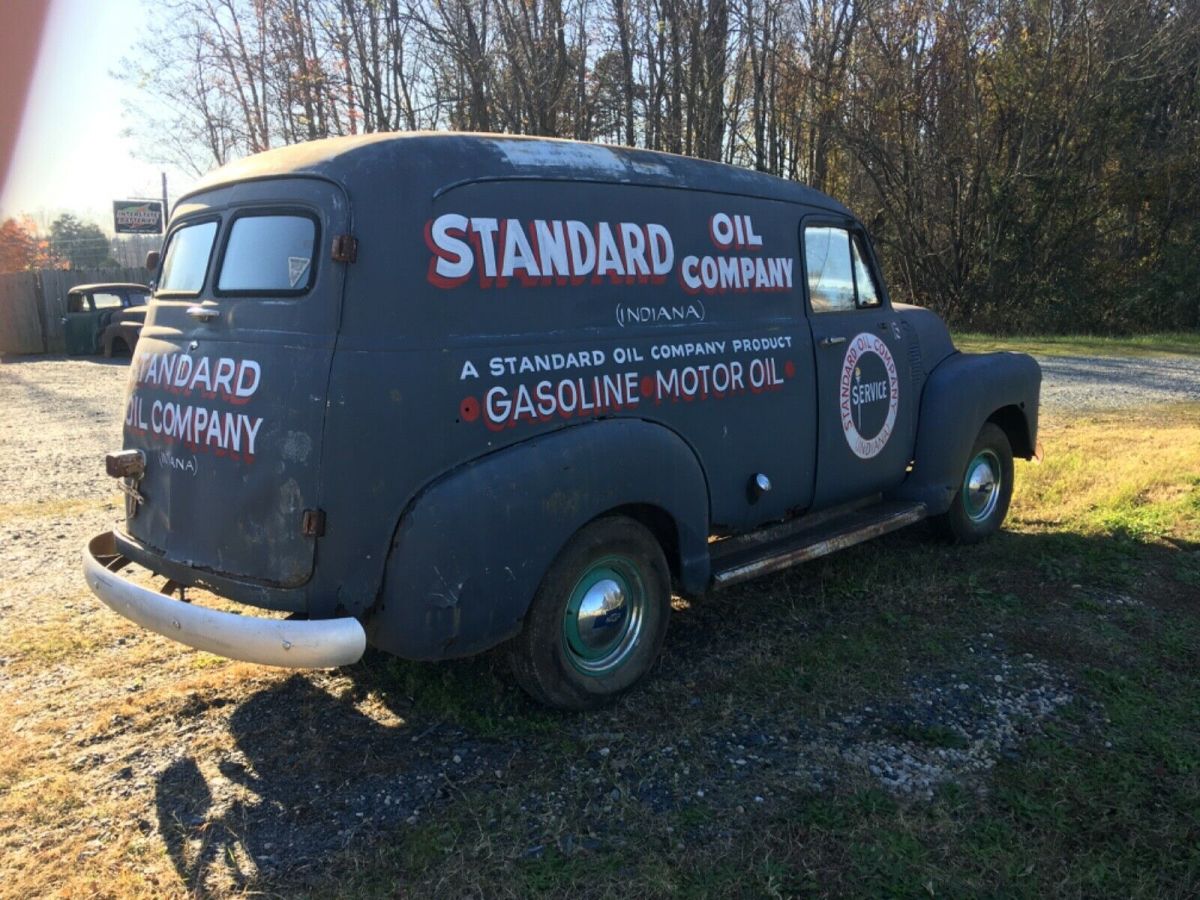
[933,422,1014,543]
[509,516,671,710]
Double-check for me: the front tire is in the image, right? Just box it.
[509,516,671,710]
[933,422,1014,543]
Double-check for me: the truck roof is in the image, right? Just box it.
[182,132,853,217]
[67,283,150,293]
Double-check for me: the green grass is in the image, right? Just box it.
[954,330,1200,358]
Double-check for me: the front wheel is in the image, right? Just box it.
[933,422,1014,543]
[508,516,672,710]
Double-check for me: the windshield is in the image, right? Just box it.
[160,220,218,293]
[218,214,317,293]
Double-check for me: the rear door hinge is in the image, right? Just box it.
[302,508,326,537]
[331,234,358,263]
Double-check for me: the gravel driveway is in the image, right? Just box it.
[1038,353,1200,411]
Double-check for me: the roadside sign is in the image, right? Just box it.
[113,200,163,234]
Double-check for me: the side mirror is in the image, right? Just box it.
[145,250,160,272]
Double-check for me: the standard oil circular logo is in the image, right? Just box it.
[840,333,899,459]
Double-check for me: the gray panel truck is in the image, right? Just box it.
[85,133,1040,709]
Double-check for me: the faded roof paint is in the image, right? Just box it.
[181,132,851,216]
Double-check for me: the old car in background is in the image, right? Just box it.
[62,282,150,356]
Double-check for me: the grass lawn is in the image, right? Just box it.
[954,331,1200,359]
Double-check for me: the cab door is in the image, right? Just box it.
[803,220,914,509]
[64,292,101,354]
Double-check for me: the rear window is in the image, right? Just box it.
[160,221,219,293]
[93,292,123,309]
[218,214,317,293]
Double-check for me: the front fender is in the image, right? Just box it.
[890,351,1040,514]
[365,419,711,660]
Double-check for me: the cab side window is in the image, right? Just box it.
[805,227,855,312]
[805,226,883,312]
[851,234,881,308]
[67,294,86,313]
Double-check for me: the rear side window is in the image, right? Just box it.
[160,221,219,293]
[92,292,122,310]
[218,214,317,293]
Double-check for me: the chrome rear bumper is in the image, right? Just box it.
[83,532,366,668]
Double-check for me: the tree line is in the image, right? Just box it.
[124,0,1200,332]
[0,214,123,272]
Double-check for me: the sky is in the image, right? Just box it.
[0,0,197,232]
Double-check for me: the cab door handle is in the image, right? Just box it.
[186,305,219,322]
[819,336,846,347]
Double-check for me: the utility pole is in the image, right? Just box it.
[161,171,169,228]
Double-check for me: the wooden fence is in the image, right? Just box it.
[0,266,150,355]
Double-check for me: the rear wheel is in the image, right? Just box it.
[509,516,671,710]
[933,422,1014,543]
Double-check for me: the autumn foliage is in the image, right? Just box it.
[0,217,57,273]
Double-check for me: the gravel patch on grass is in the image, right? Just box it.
[1036,353,1200,411]
[834,638,1073,799]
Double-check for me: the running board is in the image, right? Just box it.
[710,500,928,588]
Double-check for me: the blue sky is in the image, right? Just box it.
[0,0,196,231]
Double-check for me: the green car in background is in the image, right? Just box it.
[62,283,150,356]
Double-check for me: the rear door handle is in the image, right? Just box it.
[818,336,847,347]
[186,305,219,322]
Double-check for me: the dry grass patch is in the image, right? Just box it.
[0,496,117,520]
[1012,403,1200,540]
[955,332,1200,359]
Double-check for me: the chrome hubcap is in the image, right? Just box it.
[562,557,645,676]
[963,450,1001,523]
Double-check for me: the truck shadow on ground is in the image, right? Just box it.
[152,526,1199,893]
[154,670,518,893]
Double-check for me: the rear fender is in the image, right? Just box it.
[890,351,1040,514]
[366,419,711,660]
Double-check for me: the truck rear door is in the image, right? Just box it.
[122,177,347,587]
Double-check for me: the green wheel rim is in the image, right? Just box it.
[963,449,1002,524]
[561,555,646,677]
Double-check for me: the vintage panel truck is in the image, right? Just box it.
[84,133,1041,709]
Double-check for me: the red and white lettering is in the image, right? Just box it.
[647,223,673,281]
[566,220,596,284]
[501,218,540,285]
[425,214,473,288]
[535,220,570,284]
[620,223,650,282]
